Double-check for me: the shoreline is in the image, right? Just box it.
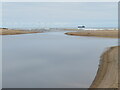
[0,28,42,35]
[1,28,119,88]
[65,30,119,88]
[65,30,118,38]
[90,46,118,88]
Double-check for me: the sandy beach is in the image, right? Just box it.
[90,46,119,88]
[0,28,42,35]
[65,30,118,38]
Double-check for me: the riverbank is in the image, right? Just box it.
[0,28,42,35]
[65,30,118,38]
[90,46,119,88]
[65,30,119,88]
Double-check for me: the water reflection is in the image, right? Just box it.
[2,31,117,88]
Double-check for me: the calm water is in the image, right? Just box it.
[2,31,118,88]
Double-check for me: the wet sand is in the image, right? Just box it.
[90,46,119,88]
[65,30,118,38]
[0,28,42,35]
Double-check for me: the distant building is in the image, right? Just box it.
[78,26,85,30]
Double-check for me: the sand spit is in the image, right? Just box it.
[90,46,119,88]
[0,28,42,35]
[65,30,118,38]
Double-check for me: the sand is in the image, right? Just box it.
[90,46,119,88]
[0,28,42,35]
[65,30,119,38]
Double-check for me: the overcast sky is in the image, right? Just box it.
[2,2,118,28]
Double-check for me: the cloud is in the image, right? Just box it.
[2,2,118,28]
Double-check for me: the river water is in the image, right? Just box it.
[2,31,118,88]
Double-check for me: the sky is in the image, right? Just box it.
[1,0,120,2]
[1,2,118,28]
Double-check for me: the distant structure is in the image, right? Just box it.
[78,25,85,30]
[2,28,8,30]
